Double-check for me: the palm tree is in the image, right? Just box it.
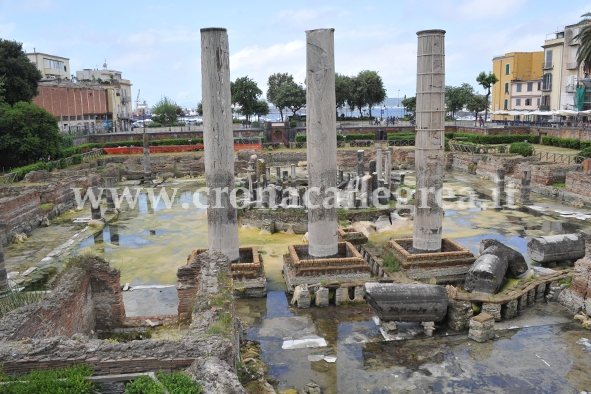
[575,12,591,72]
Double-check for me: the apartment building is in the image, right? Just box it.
[541,30,566,111]
[510,78,543,111]
[491,52,544,119]
[26,51,70,80]
[76,65,133,132]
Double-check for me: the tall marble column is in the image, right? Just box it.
[413,30,446,253]
[201,27,239,261]
[306,28,338,258]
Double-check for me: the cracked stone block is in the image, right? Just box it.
[528,289,536,306]
[480,239,528,277]
[447,300,473,331]
[464,254,508,294]
[468,313,495,343]
[315,287,329,307]
[501,299,518,319]
[518,294,528,311]
[482,303,501,322]
[536,284,547,302]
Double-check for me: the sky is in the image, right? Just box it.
[0,0,588,110]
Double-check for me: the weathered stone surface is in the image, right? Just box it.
[306,28,338,258]
[413,29,446,253]
[315,286,329,307]
[468,313,495,343]
[558,289,585,314]
[201,27,239,261]
[501,299,518,319]
[464,254,508,294]
[363,283,448,322]
[187,357,246,394]
[518,294,528,311]
[479,239,528,277]
[292,285,311,309]
[482,303,502,322]
[447,300,473,331]
[527,233,585,264]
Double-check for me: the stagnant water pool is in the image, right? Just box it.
[73,172,591,393]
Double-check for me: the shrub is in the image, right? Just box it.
[151,138,203,146]
[509,142,534,157]
[345,133,375,141]
[157,371,203,394]
[451,133,538,145]
[581,141,591,150]
[289,120,297,128]
[382,252,401,272]
[295,134,307,142]
[72,154,82,164]
[541,136,581,149]
[102,140,143,148]
[125,375,164,394]
[12,162,48,180]
[578,147,591,158]
[146,122,163,128]
[387,133,416,140]
[0,364,96,393]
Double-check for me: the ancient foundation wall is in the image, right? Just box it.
[566,172,591,198]
[0,174,102,245]
[0,257,124,341]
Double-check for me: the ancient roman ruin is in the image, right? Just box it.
[0,26,591,393]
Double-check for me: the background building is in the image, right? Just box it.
[541,30,565,111]
[33,80,111,134]
[76,64,133,132]
[510,78,543,111]
[491,51,544,120]
[26,51,70,80]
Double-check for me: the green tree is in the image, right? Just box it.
[476,71,498,124]
[351,70,386,117]
[267,73,293,121]
[274,81,306,117]
[401,96,416,116]
[0,76,5,104]
[466,93,488,126]
[0,102,61,167]
[0,40,42,105]
[231,76,262,122]
[445,83,474,118]
[335,73,352,112]
[252,100,270,121]
[196,101,203,116]
[151,96,181,126]
[575,13,591,72]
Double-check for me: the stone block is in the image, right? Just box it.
[447,300,473,331]
[293,285,311,309]
[364,283,448,322]
[558,289,584,314]
[518,294,528,311]
[482,303,501,322]
[536,284,547,302]
[422,321,435,337]
[501,299,518,319]
[468,313,495,343]
[315,287,329,308]
[353,286,365,302]
[527,289,536,306]
[583,158,591,173]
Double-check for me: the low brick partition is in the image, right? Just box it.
[389,238,475,269]
[337,227,368,245]
[566,172,591,198]
[288,242,369,275]
[0,256,124,342]
[0,252,243,392]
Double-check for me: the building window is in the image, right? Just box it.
[516,83,522,92]
[527,82,533,91]
[516,98,521,106]
[43,58,64,70]
[505,82,509,93]
[525,98,531,106]
[542,73,552,90]
[504,99,508,110]
[537,98,541,106]
[538,82,541,90]
[545,50,553,69]
[505,64,510,75]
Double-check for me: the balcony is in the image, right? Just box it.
[542,62,553,70]
[566,62,579,70]
[565,84,577,93]
[541,84,552,92]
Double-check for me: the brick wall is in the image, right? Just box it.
[2,258,125,341]
[34,85,109,119]
[566,172,591,198]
